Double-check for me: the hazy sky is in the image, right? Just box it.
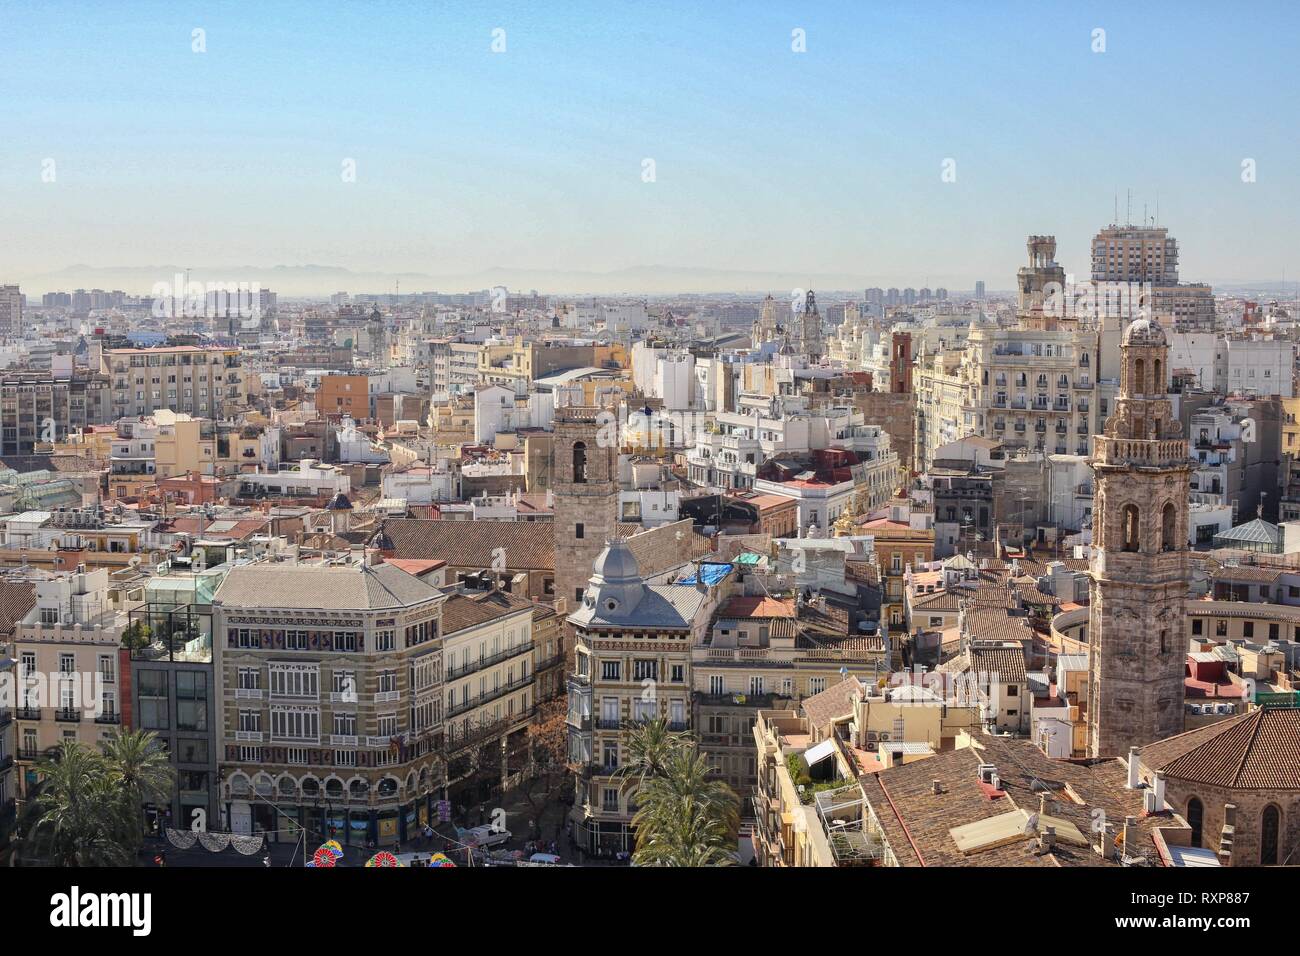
[3,1,1298,294]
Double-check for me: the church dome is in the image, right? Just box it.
[1122,317,1167,347]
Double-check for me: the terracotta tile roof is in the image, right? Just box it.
[0,580,36,635]
[1139,708,1300,790]
[801,676,864,729]
[441,588,536,635]
[719,596,795,619]
[863,736,1170,867]
[380,518,555,570]
[939,644,1028,683]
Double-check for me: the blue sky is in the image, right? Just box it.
[2,1,1297,292]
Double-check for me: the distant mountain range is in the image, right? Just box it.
[16,263,1297,300]
[17,263,986,298]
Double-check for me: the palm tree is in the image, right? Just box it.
[615,717,685,794]
[17,742,135,866]
[101,729,175,850]
[621,721,740,867]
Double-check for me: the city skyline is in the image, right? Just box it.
[4,1,1299,293]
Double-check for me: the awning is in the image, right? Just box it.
[803,737,838,767]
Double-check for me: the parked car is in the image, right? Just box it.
[456,824,511,849]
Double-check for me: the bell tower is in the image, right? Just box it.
[1087,318,1190,757]
[552,405,619,617]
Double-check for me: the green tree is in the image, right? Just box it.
[17,742,136,866]
[615,716,685,795]
[102,729,175,851]
[623,720,740,867]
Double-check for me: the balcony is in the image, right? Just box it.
[16,706,41,721]
[596,718,621,730]
[446,674,533,719]
[0,709,10,729]
[329,734,358,746]
[236,688,263,700]
[0,754,12,773]
[445,641,535,680]
[94,711,121,725]
[235,730,264,742]
[55,708,82,723]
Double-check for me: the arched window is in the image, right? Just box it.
[1134,358,1146,395]
[1122,504,1140,552]
[572,441,587,483]
[1187,798,1203,847]
[1161,502,1178,552]
[1261,804,1280,865]
[1153,359,1163,390]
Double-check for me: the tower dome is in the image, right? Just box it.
[582,537,645,617]
[1122,316,1167,347]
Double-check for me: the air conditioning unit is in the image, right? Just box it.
[879,732,890,742]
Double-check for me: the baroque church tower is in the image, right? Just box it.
[1087,318,1190,757]
[552,405,619,618]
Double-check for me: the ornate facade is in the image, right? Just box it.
[1087,318,1190,757]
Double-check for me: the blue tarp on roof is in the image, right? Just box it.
[676,562,734,587]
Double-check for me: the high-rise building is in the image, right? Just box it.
[1090,224,1179,285]
[1087,318,1190,757]
[103,344,245,419]
[974,280,986,300]
[0,285,22,338]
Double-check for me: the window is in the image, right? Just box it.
[375,629,396,652]
[601,661,621,681]
[709,675,724,696]
[749,676,765,695]
[377,713,397,737]
[270,706,319,742]
[670,664,684,683]
[138,670,170,730]
[808,677,825,695]
[1192,618,1203,636]
[572,442,587,483]
[1121,503,1140,552]
[575,522,584,540]
[269,664,318,699]
[1187,797,1203,848]
[176,671,207,731]
[1260,805,1280,865]
[633,660,658,682]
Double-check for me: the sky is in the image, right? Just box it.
[2,1,1298,295]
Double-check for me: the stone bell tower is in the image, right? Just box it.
[1087,317,1190,757]
[552,405,619,617]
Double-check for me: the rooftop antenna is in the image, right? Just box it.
[1126,189,1131,227]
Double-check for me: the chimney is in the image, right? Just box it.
[931,779,942,795]
[1126,746,1141,788]
[1121,815,1137,858]
[990,772,1001,791]
[1153,771,1167,810]
[1038,824,1057,853]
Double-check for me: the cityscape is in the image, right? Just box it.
[1,0,1295,934]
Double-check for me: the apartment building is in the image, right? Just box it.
[440,574,538,805]
[0,371,110,456]
[0,286,21,339]
[13,567,129,800]
[125,571,221,832]
[103,345,245,419]
[212,558,446,846]
[565,539,724,856]
[692,595,888,818]
[0,654,14,847]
